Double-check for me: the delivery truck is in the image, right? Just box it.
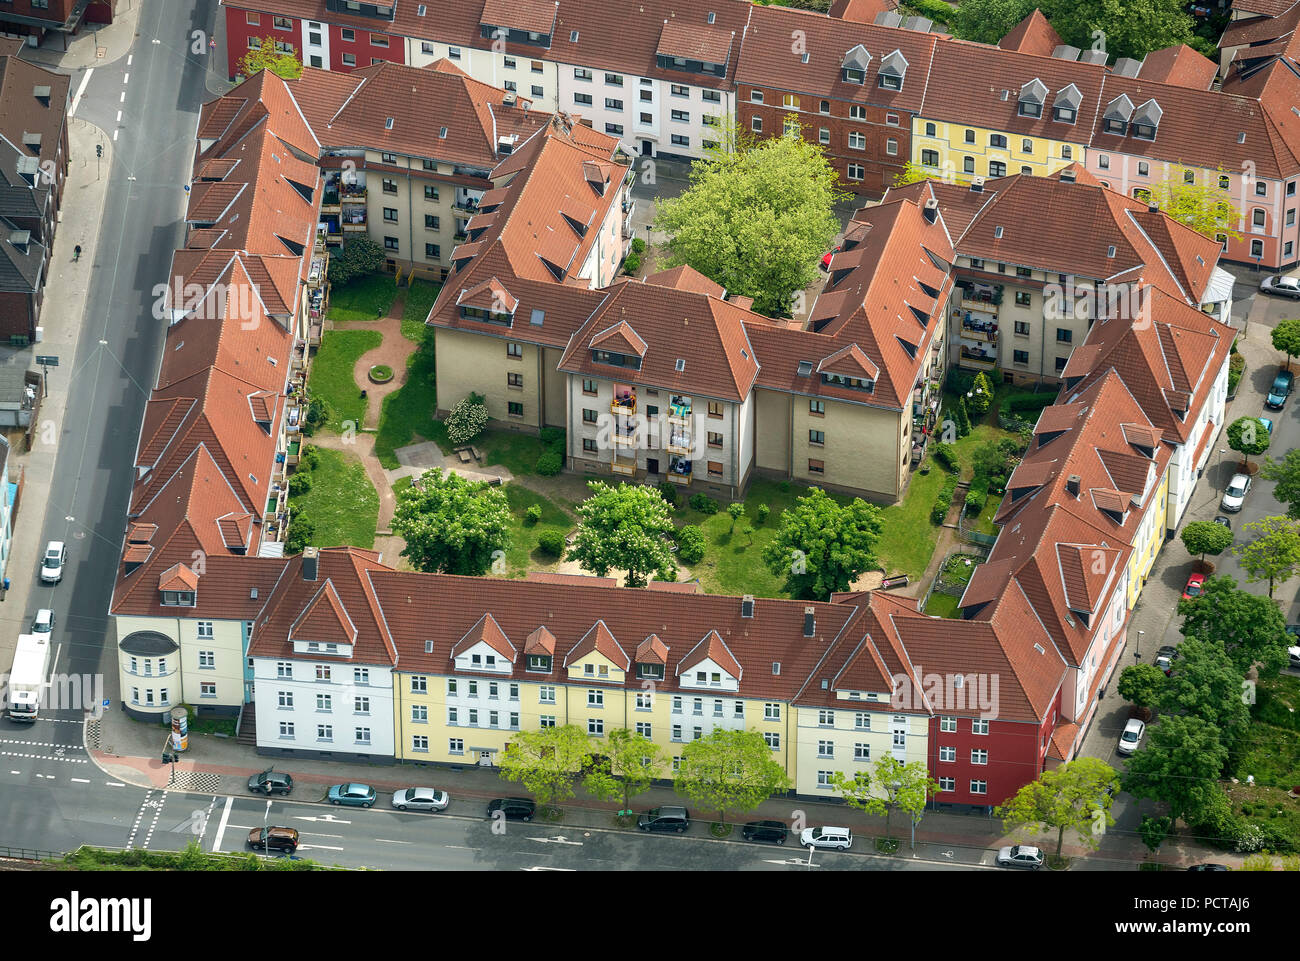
[7,633,51,721]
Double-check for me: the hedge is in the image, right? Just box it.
[931,442,959,474]
[1004,391,1058,414]
[931,476,957,525]
[689,493,719,515]
[676,525,706,564]
[536,531,565,557]
[1228,352,1246,396]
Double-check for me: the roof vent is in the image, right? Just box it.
[970,177,985,193]
[1034,643,1045,654]
[1236,132,1246,144]
[741,594,754,618]
[418,3,426,14]
[999,89,1009,101]
[797,360,813,377]
[571,30,578,41]
[1066,474,1081,497]
[1107,245,1116,258]
[821,679,829,689]
[801,52,809,64]
[803,607,816,637]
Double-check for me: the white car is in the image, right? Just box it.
[996,844,1044,869]
[1220,474,1251,513]
[40,541,66,584]
[1261,274,1300,299]
[1118,717,1146,756]
[800,826,853,850]
[1288,645,1300,670]
[391,787,449,811]
[30,609,54,640]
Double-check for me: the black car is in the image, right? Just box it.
[247,769,294,795]
[1213,515,1231,529]
[1187,863,1228,871]
[247,826,299,852]
[742,820,789,844]
[1156,645,1179,662]
[637,805,691,833]
[487,797,535,821]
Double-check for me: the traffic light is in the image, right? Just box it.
[161,752,174,764]
[96,144,102,158]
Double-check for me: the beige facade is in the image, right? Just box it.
[115,614,249,719]
[794,702,929,797]
[435,327,562,431]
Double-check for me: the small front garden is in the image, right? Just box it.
[307,328,381,431]
[326,273,397,322]
[502,484,575,576]
[285,445,380,550]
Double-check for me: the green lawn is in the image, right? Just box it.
[923,593,962,618]
[479,430,549,476]
[287,446,379,549]
[327,273,398,322]
[373,335,446,468]
[875,467,946,581]
[502,484,574,576]
[309,329,381,431]
[402,280,441,342]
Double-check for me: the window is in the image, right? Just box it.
[506,342,523,358]
[411,704,427,722]
[816,771,834,788]
[317,725,333,742]
[1020,138,1033,154]
[424,185,439,201]
[939,716,956,733]
[424,214,440,230]
[1055,356,1069,373]
[938,777,955,792]
[1012,349,1029,366]
[196,681,215,699]
[355,727,371,745]
[531,61,543,74]
[588,718,605,736]
[671,109,689,122]
[972,719,989,735]
[247,12,260,24]
[198,649,215,669]
[411,675,427,693]
[703,89,720,103]
[1183,170,1195,185]
[341,28,355,41]
[636,692,653,711]
[1097,154,1109,170]
[273,15,292,29]
[809,399,825,416]
[539,686,556,703]
[588,689,604,707]
[1253,208,1266,228]
[574,67,592,81]
[1288,209,1296,227]
[342,53,356,67]
[421,41,434,54]
[1056,328,1072,344]
[539,715,555,728]
[963,156,975,174]
[750,89,764,104]
[279,721,294,738]
[751,117,762,133]
[370,34,388,47]
[989,161,1006,177]
[605,73,623,86]
[446,737,461,754]
[886,138,897,156]
[817,740,834,758]
[970,780,987,795]
[531,86,543,98]
[854,712,870,730]
[425,243,441,259]
[808,458,825,475]
[847,131,866,150]
[605,97,623,110]
[354,696,370,714]
[635,722,652,738]
[640,112,653,125]
[314,664,330,682]
[507,372,523,389]
[848,104,867,122]
[384,236,399,251]
[671,134,690,147]
[276,662,292,679]
[316,693,332,712]
[468,709,478,725]
[808,429,825,446]
[574,92,593,106]
[819,128,830,145]
[818,709,835,726]
[1252,239,1264,257]
[763,702,781,721]
[383,207,398,223]
[1060,145,1072,160]
[853,743,870,762]
[939,745,956,762]
[921,148,939,167]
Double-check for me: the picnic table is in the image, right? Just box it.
[456,449,473,464]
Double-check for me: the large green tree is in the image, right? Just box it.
[674,729,791,825]
[327,234,385,286]
[1179,519,1233,570]
[1143,168,1242,241]
[951,0,1197,62]
[497,725,594,813]
[1156,637,1250,739]
[1235,515,1300,599]
[1261,449,1300,520]
[1177,575,1290,677]
[1271,317,1300,372]
[568,481,676,587]
[995,758,1119,859]
[1226,415,1270,469]
[582,728,667,814]
[391,468,511,575]
[831,756,938,841]
[1121,714,1228,831]
[761,487,882,599]
[238,36,305,80]
[1117,662,1166,710]
[654,130,845,316]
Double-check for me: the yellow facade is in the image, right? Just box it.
[911,119,1083,184]
[1125,466,1170,609]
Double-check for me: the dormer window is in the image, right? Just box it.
[161,591,195,607]
[1102,94,1133,136]
[1053,83,1081,124]
[841,44,871,85]
[1017,78,1046,118]
[877,49,907,90]
[592,349,642,370]
[1130,99,1161,141]
[822,372,873,392]
[637,663,664,680]
[527,655,552,673]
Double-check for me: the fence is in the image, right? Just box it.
[0,844,64,861]
[919,547,991,614]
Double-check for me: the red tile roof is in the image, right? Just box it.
[677,629,743,679]
[563,620,631,671]
[290,580,359,646]
[453,612,517,660]
[1138,44,1217,90]
[998,9,1063,58]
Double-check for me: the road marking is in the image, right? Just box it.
[527,835,583,846]
[297,844,344,851]
[69,68,93,117]
[127,55,132,66]
[105,781,125,787]
[8,771,17,775]
[122,73,129,85]
[119,91,125,103]
[443,844,472,850]
[292,814,351,824]
[116,111,121,123]
[70,778,89,783]
[112,130,118,141]
[522,866,574,871]
[372,838,411,845]
[0,751,86,763]
[211,795,233,852]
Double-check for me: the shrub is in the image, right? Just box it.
[524,505,543,525]
[756,504,770,524]
[536,450,563,476]
[931,477,957,525]
[946,369,975,395]
[689,493,719,515]
[631,237,646,254]
[658,481,678,506]
[953,395,971,437]
[676,525,706,564]
[899,0,954,24]
[446,393,488,446]
[1228,352,1246,396]
[301,397,328,437]
[931,442,959,474]
[967,372,994,416]
[287,471,312,497]
[1005,391,1058,414]
[299,444,320,472]
[536,531,565,557]
[285,513,315,554]
[964,475,990,516]
[622,252,642,275]
[540,427,566,449]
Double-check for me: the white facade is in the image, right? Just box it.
[405,41,561,113]
[299,18,330,70]
[795,706,927,796]
[1166,355,1229,532]
[253,657,395,759]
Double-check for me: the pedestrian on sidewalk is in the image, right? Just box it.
[73,244,81,261]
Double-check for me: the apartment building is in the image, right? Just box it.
[734,5,939,194]
[0,0,112,45]
[288,59,551,280]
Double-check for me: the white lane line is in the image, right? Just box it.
[122,73,129,84]
[112,130,119,141]
[373,838,412,844]
[105,781,125,787]
[211,795,233,852]
[127,55,132,66]
[0,751,86,763]
[70,778,89,784]
[69,68,93,117]
[119,91,125,103]
[116,110,121,123]
[8,771,18,775]
[297,844,344,851]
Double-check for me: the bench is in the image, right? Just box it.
[456,449,473,464]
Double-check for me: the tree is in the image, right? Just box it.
[761,487,882,599]
[237,36,304,80]
[390,468,511,575]
[726,501,746,533]
[829,756,937,841]
[1235,515,1300,598]
[892,161,930,187]
[1156,637,1250,737]
[1117,663,1166,709]
[966,371,994,417]
[1272,317,1300,372]
[952,394,971,438]
[327,234,385,286]
[948,0,1039,44]
[1145,167,1242,241]
[1179,520,1233,570]
[568,482,677,587]
[1226,415,1270,469]
[445,392,488,446]
[1178,575,1290,677]
[284,513,314,555]
[995,758,1119,860]
[497,725,594,813]
[674,729,791,825]
[654,132,846,316]
[950,0,1197,61]
[582,728,667,814]
[1121,714,1228,831]
[1139,815,1172,855]
[1261,449,1300,520]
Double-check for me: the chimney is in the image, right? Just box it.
[741,594,755,618]
[1059,168,1075,183]
[1066,474,1081,497]
[923,198,938,223]
[803,607,816,637]
[302,546,319,581]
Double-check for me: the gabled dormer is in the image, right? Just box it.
[590,320,647,371]
[524,625,556,674]
[635,634,669,681]
[158,562,198,607]
[123,522,156,577]
[1018,78,1047,118]
[564,620,631,683]
[1120,423,1159,459]
[1102,94,1134,135]
[451,613,516,674]
[877,49,908,90]
[841,44,872,85]
[456,277,517,326]
[818,343,878,393]
[1053,83,1081,124]
[1056,542,1121,630]
[676,630,741,691]
[1130,99,1161,140]
[289,579,357,659]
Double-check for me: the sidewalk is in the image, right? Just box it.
[19,0,140,71]
[0,117,113,651]
[88,692,1238,869]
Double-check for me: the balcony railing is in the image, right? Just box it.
[667,400,691,423]
[611,453,637,476]
[961,319,998,343]
[339,186,367,203]
[611,396,636,415]
[612,425,639,447]
[666,431,691,455]
[667,457,692,485]
[285,405,303,434]
[453,200,481,214]
[959,346,997,368]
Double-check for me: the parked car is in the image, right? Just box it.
[1156,645,1179,662]
[486,797,535,821]
[392,787,449,812]
[800,826,853,850]
[1213,515,1231,529]
[1187,863,1229,871]
[40,541,66,584]
[637,805,691,833]
[820,245,842,271]
[1154,654,1174,676]
[1266,369,1294,409]
[1260,416,1274,435]
[996,844,1044,869]
[1260,274,1300,298]
[1289,645,1300,670]
[30,608,54,640]
[247,826,299,852]
[742,820,789,844]
[1118,718,1146,755]
[1220,473,1251,512]
[327,783,376,807]
[1181,572,1205,600]
[247,769,293,795]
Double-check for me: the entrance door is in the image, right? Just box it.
[641,140,653,156]
[477,750,494,767]
[647,458,659,475]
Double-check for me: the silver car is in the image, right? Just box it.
[40,541,65,584]
[31,608,54,640]
[392,787,449,811]
[1118,718,1145,756]
[1220,473,1250,513]
[1261,274,1300,299]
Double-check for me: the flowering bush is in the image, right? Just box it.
[446,392,488,446]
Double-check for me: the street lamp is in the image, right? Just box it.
[1135,629,1145,661]
[1217,449,1229,491]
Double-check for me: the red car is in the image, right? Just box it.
[820,245,842,271]
[1181,572,1205,601]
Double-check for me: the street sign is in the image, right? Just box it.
[35,355,58,366]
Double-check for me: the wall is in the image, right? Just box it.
[434,326,544,430]
[252,656,396,761]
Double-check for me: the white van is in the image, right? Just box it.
[800,826,853,850]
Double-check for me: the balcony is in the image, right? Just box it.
[340,185,367,204]
[611,387,636,416]
[307,254,327,289]
[666,429,691,455]
[667,455,692,485]
[959,346,997,369]
[611,451,637,475]
[453,199,481,215]
[667,396,692,423]
[285,404,303,435]
[343,222,368,233]
[612,420,640,447]
[286,439,302,468]
[960,314,998,344]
